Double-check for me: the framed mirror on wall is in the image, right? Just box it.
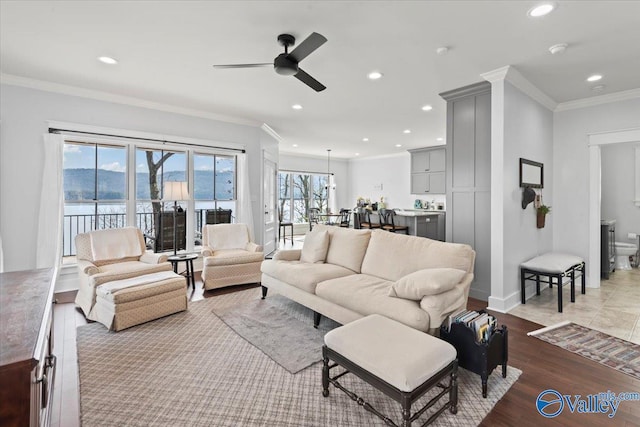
[519,158,544,188]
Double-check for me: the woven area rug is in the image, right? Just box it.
[212,295,340,374]
[77,288,521,427]
[531,322,640,380]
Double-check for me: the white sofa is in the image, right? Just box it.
[261,225,476,333]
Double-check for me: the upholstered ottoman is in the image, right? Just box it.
[92,271,187,331]
[322,314,458,427]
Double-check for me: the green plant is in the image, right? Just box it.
[537,204,551,215]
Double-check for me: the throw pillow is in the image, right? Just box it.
[389,268,466,300]
[300,230,329,263]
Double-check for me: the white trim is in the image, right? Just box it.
[47,120,245,151]
[487,290,522,314]
[261,123,285,144]
[488,77,506,305]
[588,127,640,146]
[2,73,260,127]
[636,146,640,207]
[555,88,640,112]
[481,65,557,111]
[345,151,409,162]
[586,127,640,288]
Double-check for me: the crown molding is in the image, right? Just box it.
[260,123,284,143]
[481,65,558,111]
[439,81,491,101]
[555,88,640,112]
[0,73,261,127]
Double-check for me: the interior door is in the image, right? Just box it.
[263,158,277,255]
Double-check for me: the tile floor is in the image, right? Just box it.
[509,267,640,344]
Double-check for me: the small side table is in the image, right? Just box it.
[167,254,198,289]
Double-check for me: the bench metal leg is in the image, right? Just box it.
[536,273,541,295]
[581,262,586,294]
[556,273,563,312]
[520,268,526,304]
[570,268,576,303]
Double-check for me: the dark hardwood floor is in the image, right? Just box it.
[51,275,640,426]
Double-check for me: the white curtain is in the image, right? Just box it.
[36,133,64,268]
[236,153,255,239]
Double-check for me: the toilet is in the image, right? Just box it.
[614,242,638,270]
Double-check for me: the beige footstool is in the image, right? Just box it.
[93,271,187,331]
[322,314,458,426]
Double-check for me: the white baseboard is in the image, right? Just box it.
[487,290,521,313]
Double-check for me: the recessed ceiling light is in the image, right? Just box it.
[292,144,298,147]
[355,153,360,156]
[436,137,444,141]
[548,43,568,55]
[587,74,603,82]
[292,104,303,110]
[98,56,118,65]
[528,3,556,17]
[362,137,369,142]
[436,47,449,56]
[395,144,402,148]
[421,105,433,111]
[368,71,383,80]
[403,129,411,134]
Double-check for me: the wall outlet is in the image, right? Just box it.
[629,233,638,240]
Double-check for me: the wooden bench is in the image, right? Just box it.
[322,314,458,426]
[520,253,585,313]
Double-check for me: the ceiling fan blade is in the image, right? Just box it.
[294,68,326,92]
[213,63,272,69]
[289,32,327,63]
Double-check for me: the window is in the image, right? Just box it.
[62,142,127,256]
[193,153,237,241]
[62,140,237,259]
[278,171,328,223]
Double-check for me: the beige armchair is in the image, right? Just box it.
[74,227,173,320]
[202,223,263,290]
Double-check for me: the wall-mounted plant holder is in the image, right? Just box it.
[536,205,551,228]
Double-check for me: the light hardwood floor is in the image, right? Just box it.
[51,267,640,426]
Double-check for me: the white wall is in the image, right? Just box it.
[348,152,446,211]
[502,82,554,305]
[278,152,350,210]
[0,83,264,275]
[553,97,640,276]
[601,142,640,245]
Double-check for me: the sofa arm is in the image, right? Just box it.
[140,251,168,264]
[273,249,302,261]
[76,259,99,276]
[202,245,213,257]
[245,242,263,253]
[419,273,474,329]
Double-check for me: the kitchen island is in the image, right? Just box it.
[355,209,445,241]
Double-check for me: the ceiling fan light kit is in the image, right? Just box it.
[213,32,327,91]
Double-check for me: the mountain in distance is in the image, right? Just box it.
[63,169,234,200]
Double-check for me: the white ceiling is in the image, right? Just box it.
[1,1,640,158]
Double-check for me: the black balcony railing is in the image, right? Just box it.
[62,209,215,257]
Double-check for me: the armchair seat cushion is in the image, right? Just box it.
[97,260,172,277]
[204,249,264,266]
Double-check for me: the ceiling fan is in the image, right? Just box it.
[213,32,327,92]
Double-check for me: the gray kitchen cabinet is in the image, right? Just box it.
[440,81,491,301]
[409,147,446,194]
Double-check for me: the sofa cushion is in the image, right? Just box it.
[389,268,467,300]
[420,283,467,327]
[88,227,144,262]
[316,274,430,332]
[361,230,475,281]
[204,249,264,266]
[300,229,329,263]
[314,224,371,273]
[261,260,355,294]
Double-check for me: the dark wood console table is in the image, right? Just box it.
[0,268,57,427]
